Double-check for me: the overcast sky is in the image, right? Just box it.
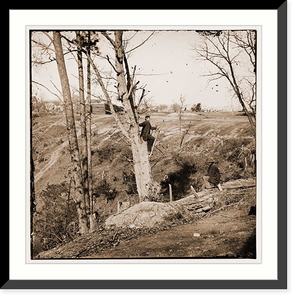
[32,30,244,110]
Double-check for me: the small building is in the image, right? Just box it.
[91,102,106,114]
[91,102,124,115]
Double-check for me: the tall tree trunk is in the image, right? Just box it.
[227,59,256,134]
[131,134,160,202]
[86,32,95,231]
[76,31,90,216]
[53,31,89,234]
[30,100,36,258]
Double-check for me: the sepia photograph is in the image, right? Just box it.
[30,29,258,260]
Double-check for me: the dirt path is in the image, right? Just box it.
[34,139,69,182]
[34,116,114,183]
[83,209,256,259]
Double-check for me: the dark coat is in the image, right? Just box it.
[139,120,156,141]
[207,163,221,185]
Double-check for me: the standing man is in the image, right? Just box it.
[139,115,158,153]
[202,160,223,191]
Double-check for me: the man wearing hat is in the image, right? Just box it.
[139,115,158,152]
[202,159,223,191]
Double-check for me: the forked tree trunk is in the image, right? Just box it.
[53,31,89,234]
[113,31,160,202]
[86,30,160,202]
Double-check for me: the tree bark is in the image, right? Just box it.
[86,32,95,231]
[131,135,160,202]
[53,31,89,234]
[76,31,90,216]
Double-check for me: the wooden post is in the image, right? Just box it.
[117,201,122,213]
[190,185,200,199]
[169,184,173,202]
[244,157,247,174]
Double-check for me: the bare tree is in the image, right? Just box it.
[85,30,160,202]
[85,31,94,230]
[60,31,101,226]
[194,30,256,133]
[172,95,187,139]
[232,30,256,117]
[52,31,89,234]
[32,31,102,233]
[75,31,90,217]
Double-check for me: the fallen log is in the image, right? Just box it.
[174,179,256,219]
[222,178,255,189]
[223,185,256,190]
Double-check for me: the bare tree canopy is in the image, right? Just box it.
[193,30,256,132]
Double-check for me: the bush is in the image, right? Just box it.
[92,143,123,164]
[191,103,202,112]
[33,182,77,256]
[122,171,138,195]
[93,179,118,201]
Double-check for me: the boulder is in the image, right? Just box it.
[105,201,192,229]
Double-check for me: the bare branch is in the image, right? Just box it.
[84,51,131,142]
[138,89,146,107]
[50,80,63,98]
[31,58,56,65]
[101,31,116,48]
[126,32,155,54]
[43,32,54,43]
[127,65,138,98]
[127,80,139,99]
[60,33,74,45]
[106,55,119,75]
[31,39,55,53]
[32,80,63,102]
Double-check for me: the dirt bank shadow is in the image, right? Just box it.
[160,161,197,199]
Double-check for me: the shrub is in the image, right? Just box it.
[191,103,202,112]
[92,143,123,164]
[33,182,77,256]
[122,171,138,195]
[93,179,118,201]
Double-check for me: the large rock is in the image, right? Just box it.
[105,201,192,229]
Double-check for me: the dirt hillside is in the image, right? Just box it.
[32,111,256,258]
